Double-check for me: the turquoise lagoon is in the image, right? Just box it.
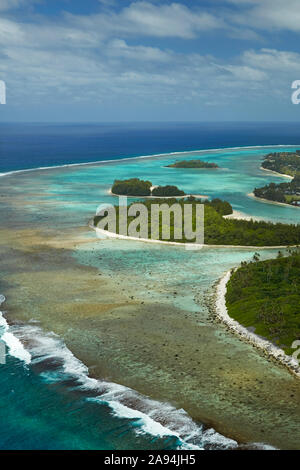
[0,145,300,450]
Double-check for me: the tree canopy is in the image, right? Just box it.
[226,249,300,355]
[94,198,300,246]
[166,159,218,169]
[112,178,152,196]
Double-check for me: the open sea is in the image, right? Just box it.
[1,121,300,450]
[1,121,300,174]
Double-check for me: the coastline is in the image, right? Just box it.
[1,143,299,179]
[223,210,262,222]
[108,189,209,199]
[212,270,300,379]
[92,225,298,250]
[260,166,293,179]
[248,192,300,209]
[3,144,300,449]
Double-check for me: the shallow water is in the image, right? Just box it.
[1,144,300,449]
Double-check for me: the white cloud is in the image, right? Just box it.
[218,64,268,81]
[225,0,300,33]
[0,0,24,10]
[107,39,171,62]
[0,18,25,45]
[0,38,274,108]
[0,0,38,11]
[119,2,223,38]
[67,2,224,40]
[0,1,296,113]
[244,48,300,72]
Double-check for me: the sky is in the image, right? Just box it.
[1,0,300,121]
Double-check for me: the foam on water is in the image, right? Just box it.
[0,312,241,450]
[0,144,299,179]
[0,296,31,365]
[0,315,278,449]
[0,138,292,449]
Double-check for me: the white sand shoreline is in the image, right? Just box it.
[223,210,263,222]
[91,225,297,250]
[260,166,293,179]
[214,270,300,378]
[91,220,300,376]
[248,192,300,209]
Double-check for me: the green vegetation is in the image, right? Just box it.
[112,178,152,196]
[111,178,186,197]
[226,249,300,355]
[207,198,232,216]
[261,150,300,177]
[166,159,219,169]
[152,185,185,197]
[94,198,300,246]
[204,208,300,246]
[254,175,300,206]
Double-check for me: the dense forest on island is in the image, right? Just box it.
[226,249,300,355]
[112,178,152,196]
[111,178,186,197]
[254,175,300,206]
[94,198,300,246]
[152,185,185,196]
[261,151,300,177]
[166,159,219,169]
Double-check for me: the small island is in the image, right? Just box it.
[261,150,300,177]
[253,175,300,206]
[151,185,185,197]
[166,159,219,169]
[111,178,202,198]
[112,178,152,196]
[226,249,300,355]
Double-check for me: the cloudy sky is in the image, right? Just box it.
[0,0,300,121]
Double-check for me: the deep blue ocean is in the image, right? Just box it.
[1,121,300,173]
[1,122,300,450]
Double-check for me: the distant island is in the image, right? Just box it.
[253,175,300,206]
[226,249,300,355]
[94,197,300,246]
[166,159,219,169]
[261,150,300,177]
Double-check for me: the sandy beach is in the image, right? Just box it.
[223,210,262,222]
[260,167,293,179]
[248,192,300,209]
[2,150,300,449]
[93,225,298,250]
[213,270,300,379]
